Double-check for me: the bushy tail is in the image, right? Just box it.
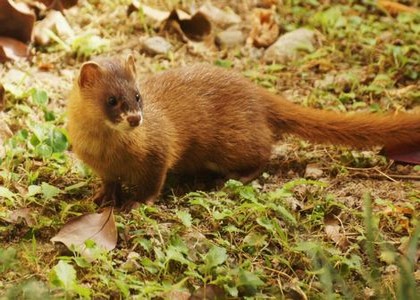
[265,91,420,148]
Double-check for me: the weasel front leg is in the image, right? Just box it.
[121,168,168,212]
[92,181,122,207]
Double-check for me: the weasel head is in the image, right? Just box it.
[77,55,144,132]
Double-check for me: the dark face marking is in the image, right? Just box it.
[103,87,143,126]
[79,58,144,130]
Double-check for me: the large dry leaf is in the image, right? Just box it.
[377,0,418,15]
[0,0,34,61]
[248,8,279,48]
[324,214,349,250]
[127,2,211,42]
[381,143,420,164]
[0,0,35,43]
[162,10,212,42]
[38,0,78,11]
[51,207,117,257]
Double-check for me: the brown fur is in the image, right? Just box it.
[67,57,420,207]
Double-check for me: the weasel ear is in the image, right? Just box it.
[125,54,136,76]
[79,62,102,88]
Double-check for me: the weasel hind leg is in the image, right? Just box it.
[228,165,265,184]
[92,181,123,207]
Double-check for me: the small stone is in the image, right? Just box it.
[304,163,324,179]
[215,30,245,48]
[142,36,172,55]
[264,28,323,63]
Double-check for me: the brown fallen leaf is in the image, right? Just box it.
[127,2,211,42]
[3,208,36,227]
[0,0,35,43]
[0,0,35,62]
[324,213,349,250]
[162,10,212,42]
[248,8,279,48]
[190,284,226,300]
[51,207,117,257]
[377,0,418,16]
[381,142,420,165]
[0,37,30,62]
[38,0,78,11]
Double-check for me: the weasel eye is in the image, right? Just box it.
[107,96,117,106]
[135,93,140,102]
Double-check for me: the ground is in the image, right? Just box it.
[0,0,419,299]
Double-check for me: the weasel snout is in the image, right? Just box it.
[127,113,142,127]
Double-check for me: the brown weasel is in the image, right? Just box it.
[67,56,420,208]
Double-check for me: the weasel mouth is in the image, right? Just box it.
[126,113,142,127]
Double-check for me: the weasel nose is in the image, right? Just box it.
[127,114,141,127]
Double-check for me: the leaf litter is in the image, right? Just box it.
[50,207,117,258]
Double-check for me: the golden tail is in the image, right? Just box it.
[265,91,420,148]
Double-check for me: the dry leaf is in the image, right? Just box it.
[0,37,29,62]
[33,10,74,45]
[127,2,211,42]
[190,284,226,300]
[381,142,420,164]
[198,3,241,27]
[51,207,117,257]
[127,1,169,22]
[0,0,35,62]
[382,204,413,233]
[162,10,212,42]
[377,0,418,15]
[38,0,78,11]
[324,214,349,250]
[248,8,279,48]
[3,208,36,226]
[0,0,35,43]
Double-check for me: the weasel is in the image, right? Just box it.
[67,56,420,208]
